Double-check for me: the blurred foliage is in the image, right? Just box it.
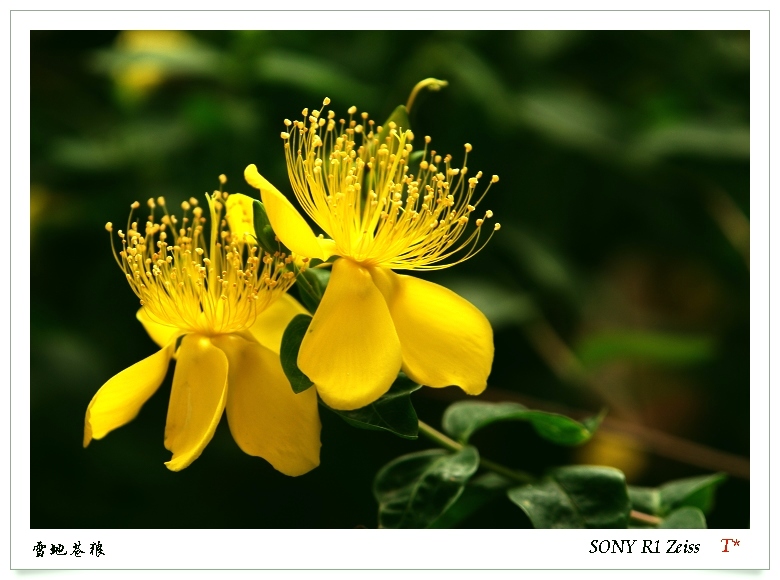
[30,30,749,528]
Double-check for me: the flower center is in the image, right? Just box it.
[106,190,299,336]
[282,99,501,270]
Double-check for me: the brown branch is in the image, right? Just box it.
[519,316,749,479]
[630,510,662,526]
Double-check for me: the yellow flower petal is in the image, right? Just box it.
[213,334,321,476]
[136,307,182,350]
[244,164,328,260]
[83,342,174,447]
[224,192,257,244]
[371,268,493,395]
[248,293,308,354]
[298,258,402,410]
[164,334,229,471]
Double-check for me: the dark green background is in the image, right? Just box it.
[30,30,750,528]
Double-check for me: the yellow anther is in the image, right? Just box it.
[464,143,472,152]
[348,106,357,115]
[181,201,190,211]
[323,97,331,106]
[147,198,155,209]
[157,196,166,206]
[485,210,493,218]
[281,132,290,139]
[491,175,499,183]
[494,223,501,231]
[105,222,113,231]
[131,201,140,209]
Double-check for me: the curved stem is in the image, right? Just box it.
[418,420,533,484]
[417,419,661,525]
[406,78,449,113]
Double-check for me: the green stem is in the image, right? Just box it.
[417,420,661,525]
[417,420,533,485]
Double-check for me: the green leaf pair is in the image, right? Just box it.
[627,473,726,529]
[373,400,606,529]
[374,400,725,529]
[504,467,724,530]
[507,466,631,528]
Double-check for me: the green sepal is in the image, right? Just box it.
[252,199,288,254]
[507,465,631,529]
[321,373,421,439]
[442,400,604,446]
[374,104,411,146]
[374,446,480,529]
[407,149,425,166]
[296,267,331,313]
[628,472,726,517]
[279,314,314,394]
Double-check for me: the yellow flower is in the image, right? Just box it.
[83,188,321,474]
[244,98,500,411]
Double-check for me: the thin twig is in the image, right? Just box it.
[630,510,662,526]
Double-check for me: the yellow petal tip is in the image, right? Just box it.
[244,164,267,191]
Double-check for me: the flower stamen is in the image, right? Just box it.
[110,187,302,336]
[281,104,499,270]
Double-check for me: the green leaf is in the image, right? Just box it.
[442,401,603,446]
[429,472,512,529]
[279,314,314,394]
[659,507,707,529]
[628,473,726,517]
[659,473,727,515]
[374,446,480,529]
[575,331,715,370]
[296,267,331,313]
[323,373,421,439]
[252,199,286,254]
[627,486,662,516]
[507,466,630,528]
